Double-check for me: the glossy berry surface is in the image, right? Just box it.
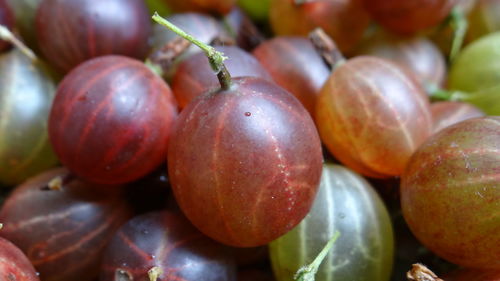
[100,211,236,281]
[316,56,433,178]
[0,168,133,281]
[270,0,370,53]
[362,0,454,34]
[431,101,485,133]
[163,0,235,15]
[36,0,151,73]
[401,116,500,270]
[168,77,323,247]
[172,46,272,109]
[270,164,394,281]
[253,36,330,116]
[49,56,178,185]
[0,237,40,281]
[0,50,58,186]
[0,0,13,52]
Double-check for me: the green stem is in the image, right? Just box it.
[0,25,38,62]
[294,231,341,281]
[148,266,163,281]
[449,7,468,61]
[425,82,467,101]
[152,13,232,90]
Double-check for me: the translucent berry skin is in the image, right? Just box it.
[444,268,500,281]
[163,0,235,15]
[35,0,151,73]
[401,117,500,270]
[316,56,433,178]
[100,211,237,281]
[0,168,133,281]
[253,36,330,116]
[0,0,13,52]
[0,237,40,281]
[0,50,58,186]
[168,77,323,247]
[431,101,485,133]
[49,56,178,185]
[270,0,370,53]
[172,46,272,109]
[362,0,454,34]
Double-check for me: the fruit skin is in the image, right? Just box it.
[0,168,133,281]
[0,50,58,186]
[0,237,40,281]
[0,0,13,52]
[270,0,370,53]
[362,0,454,34]
[237,0,270,22]
[316,56,432,178]
[5,0,41,51]
[100,211,237,281]
[172,45,272,109]
[270,164,394,281]
[168,77,323,247]
[36,0,151,73]
[401,116,500,270]
[49,55,178,185]
[431,101,484,133]
[163,0,235,15]
[253,36,330,116]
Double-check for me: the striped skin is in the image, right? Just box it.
[316,56,433,178]
[163,0,235,15]
[269,0,370,53]
[35,0,151,73]
[0,50,58,186]
[49,55,178,185]
[253,36,330,117]
[362,0,454,34]
[444,268,500,281]
[431,101,484,133]
[356,34,447,88]
[270,164,394,281]
[100,211,236,281]
[0,0,13,52]
[172,46,272,109]
[401,116,500,270]
[0,168,133,281]
[0,237,40,281]
[168,77,323,247]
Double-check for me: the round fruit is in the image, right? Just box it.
[0,168,133,281]
[163,0,235,15]
[431,101,484,133]
[0,50,58,186]
[36,0,151,73]
[100,211,236,281]
[168,76,323,247]
[270,164,394,281]
[316,56,433,178]
[0,237,40,281]
[0,0,13,52]
[401,116,500,270]
[49,55,178,185]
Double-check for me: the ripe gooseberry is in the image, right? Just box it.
[0,236,40,281]
[49,55,178,185]
[401,116,500,270]
[431,101,484,133]
[0,0,13,52]
[36,0,151,73]
[154,14,323,247]
[162,0,235,15]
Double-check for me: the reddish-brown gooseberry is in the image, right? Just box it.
[36,0,151,73]
[168,77,323,247]
[362,0,455,34]
[0,0,13,52]
[253,36,330,116]
[172,45,272,109]
[0,168,133,281]
[162,0,236,15]
[269,0,371,53]
[401,116,500,270]
[100,211,236,281]
[49,55,178,185]
[431,101,485,133]
[316,56,433,178]
[0,237,40,281]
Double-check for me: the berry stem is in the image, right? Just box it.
[152,13,232,90]
[449,7,468,61]
[309,28,345,71]
[294,231,340,281]
[0,25,38,62]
